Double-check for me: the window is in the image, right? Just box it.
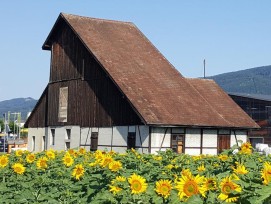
[127,132,136,149]
[51,129,55,146]
[66,129,71,140]
[249,137,264,148]
[65,142,70,150]
[90,132,98,151]
[171,134,184,153]
[58,87,68,122]
[32,136,35,152]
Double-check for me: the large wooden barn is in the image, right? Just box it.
[25,13,259,154]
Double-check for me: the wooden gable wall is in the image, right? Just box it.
[45,20,142,127]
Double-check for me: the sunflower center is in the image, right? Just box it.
[132,180,142,191]
[161,184,170,194]
[1,159,6,165]
[184,181,199,196]
[76,168,83,174]
[15,167,22,172]
[222,183,233,194]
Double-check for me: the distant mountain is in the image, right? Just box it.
[207,65,271,95]
[0,98,37,121]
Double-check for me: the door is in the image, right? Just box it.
[218,134,231,154]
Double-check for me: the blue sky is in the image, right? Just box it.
[0,1,270,101]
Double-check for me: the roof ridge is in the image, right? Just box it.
[61,12,133,25]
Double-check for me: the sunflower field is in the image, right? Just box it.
[0,142,271,203]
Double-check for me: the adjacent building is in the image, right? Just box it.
[24,13,259,154]
[229,93,271,147]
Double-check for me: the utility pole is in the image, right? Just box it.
[203,59,206,79]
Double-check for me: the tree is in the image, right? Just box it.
[9,121,20,134]
[0,120,3,132]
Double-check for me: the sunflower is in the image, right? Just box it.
[68,149,75,156]
[239,142,252,154]
[203,177,217,191]
[63,154,74,167]
[155,179,172,198]
[261,162,271,185]
[128,173,148,194]
[175,174,206,201]
[36,157,48,170]
[181,169,192,179]
[72,164,85,180]
[15,149,24,157]
[26,153,35,163]
[99,154,113,168]
[46,150,55,159]
[109,161,122,172]
[115,176,126,182]
[109,185,122,195]
[218,176,242,202]
[12,163,25,175]
[233,164,248,175]
[218,154,229,161]
[0,155,9,168]
[197,164,206,172]
[78,148,86,155]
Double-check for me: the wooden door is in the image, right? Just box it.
[218,134,230,154]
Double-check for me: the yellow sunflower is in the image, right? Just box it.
[155,179,172,198]
[26,153,35,163]
[12,163,25,175]
[99,154,113,168]
[218,154,229,161]
[261,162,271,185]
[239,142,252,154]
[72,164,85,180]
[63,154,74,167]
[68,149,75,156]
[218,176,242,202]
[78,148,86,155]
[0,155,9,168]
[233,164,248,175]
[46,150,55,159]
[15,149,24,157]
[181,169,192,179]
[203,177,217,191]
[197,164,206,172]
[128,173,148,194]
[36,157,48,169]
[109,160,122,172]
[109,185,122,195]
[175,174,206,201]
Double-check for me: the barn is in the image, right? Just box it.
[24,13,258,155]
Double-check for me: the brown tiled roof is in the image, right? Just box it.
[43,13,258,128]
[187,79,259,128]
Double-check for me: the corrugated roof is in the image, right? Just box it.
[43,13,258,128]
[228,92,271,102]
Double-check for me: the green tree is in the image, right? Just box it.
[9,121,20,134]
[0,120,4,132]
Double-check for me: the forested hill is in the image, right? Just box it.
[0,97,37,121]
[207,65,271,95]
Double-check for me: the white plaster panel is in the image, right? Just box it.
[185,129,201,147]
[202,148,217,155]
[151,127,171,148]
[202,130,217,147]
[136,126,149,147]
[231,132,247,147]
[112,126,128,146]
[28,128,46,152]
[172,128,184,134]
[112,147,127,153]
[98,127,113,146]
[69,126,80,149]
[80,128,92,146]
[185,148,201,155]
[136,148,149,154]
